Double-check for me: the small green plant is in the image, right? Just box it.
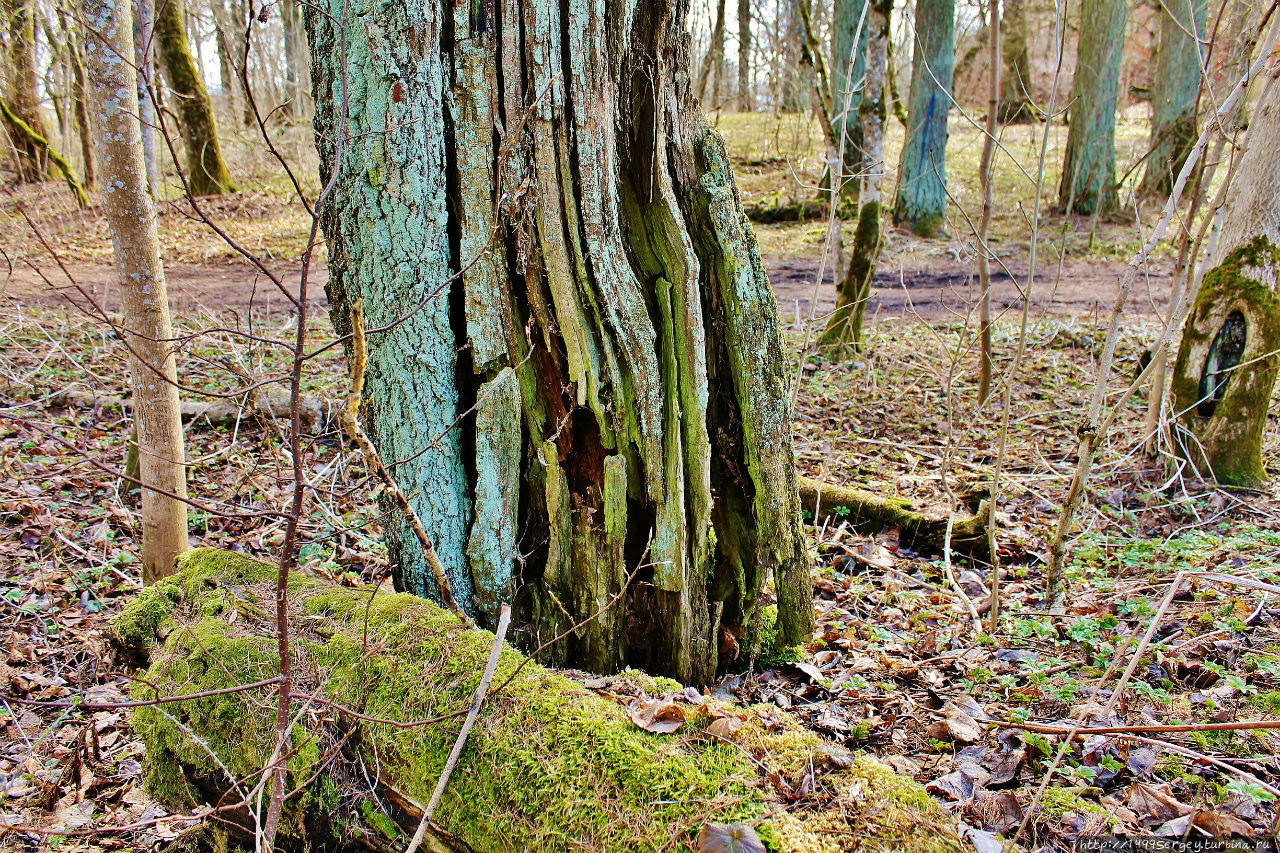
[1225,779,1276,804]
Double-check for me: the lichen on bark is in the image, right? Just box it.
[305,0,814,683]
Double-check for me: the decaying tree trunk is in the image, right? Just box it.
[155,0,234,195]
[114,549,963,853]
[892,0,954,237]
[1058,0,1126,214]
[1140,0,1207,198]
[82,0,189,582]
[306,0,813,684]
[1171,76,1280,486]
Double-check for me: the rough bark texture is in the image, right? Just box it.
[306,0,813,685]
[892,0,954,237]
[1171,77,1280,486]
[697,0,727,108]
[3,0,50,181]
[68,26,97,190]
[154,0,233,195]
[738,0,753,110]
[997,0,1032,122]
[1058,0,1126,214]
[82,0,189,583]
[115,550,963,853]
[1140,0,1207,198]
[831,0,867,185]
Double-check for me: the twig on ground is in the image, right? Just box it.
[403,604,511,853]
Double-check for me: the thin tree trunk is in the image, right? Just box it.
[210,0,237,108]
[698,0,727,108]
[997,0,1032,122]
[892,0,954,236]
[280,0,309,119]
[3,0,50,181]
[1058,0,1126,214]
[306,0,814,684]
[977,0,999,403]
[738,0,753,110]
[154,0,234,195]
[1140,0,1207,198]
[818,0,888,355]
[81,0,189,583]
[1170,76,1280,486]
[132,0,160,196]
[68,24,96,190]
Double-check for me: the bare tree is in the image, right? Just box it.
[82,0,190,582]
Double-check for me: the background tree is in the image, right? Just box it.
[3,0,52,180]
[892,0,954,236]
[831,0,868,188]
[739,0,753,109]
[306,0,814,684]
[280,0,309,119]
[997,0,1032,121]
[82,0,189,582]
[821,0,890,353]
[697,0,728,108]
[1171,75,1280,486]
[155,0,233,195]
[1058,0,1126,214]
[1140,0,1207,197]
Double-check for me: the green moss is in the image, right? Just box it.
[1039,786,1111,822]
[129,551,963,852]
[111,577,183,654]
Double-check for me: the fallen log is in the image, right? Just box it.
[797,476,991,558]
[37,388,335,432]
[114,549,965,853]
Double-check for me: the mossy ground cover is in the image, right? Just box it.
[115,549,962,852]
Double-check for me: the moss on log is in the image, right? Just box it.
[798,476,990,557]
[115,549,964,853]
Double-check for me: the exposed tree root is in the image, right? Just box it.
[798,475,991,557]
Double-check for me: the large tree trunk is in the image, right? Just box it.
[738,0,753,110]
[831,0,867,188]
[115,550,961,853]
[996,0,1032,122]
[3,0,50,181]
[154,0,234,195]
[1058,0,1126,214]
[306,0,814,684]
[1170,77,1280,486]
[82,0,189,583]
[1139,0,1207,198]
[891,0,954,237]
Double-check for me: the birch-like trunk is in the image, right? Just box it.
[82,0,190,582]
[738,0,753,110]
[1171,76,1280,486]
[307,0,814,684]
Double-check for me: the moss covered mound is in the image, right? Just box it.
[117,549,964,852]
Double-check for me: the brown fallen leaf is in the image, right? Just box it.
[627,697,685,734]
[927,700,984,744]
[1127,782,1193,824]
[707,715,745,739]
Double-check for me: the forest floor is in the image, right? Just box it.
[2,111,1280,851]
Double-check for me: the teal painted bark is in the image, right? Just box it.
[1058,0,1127,214]
[831,0,868,184]
[1140,0,1207,197]
[892,0,954,237]
[306,0,813,683]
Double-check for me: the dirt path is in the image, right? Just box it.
[2,250,1172,323]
